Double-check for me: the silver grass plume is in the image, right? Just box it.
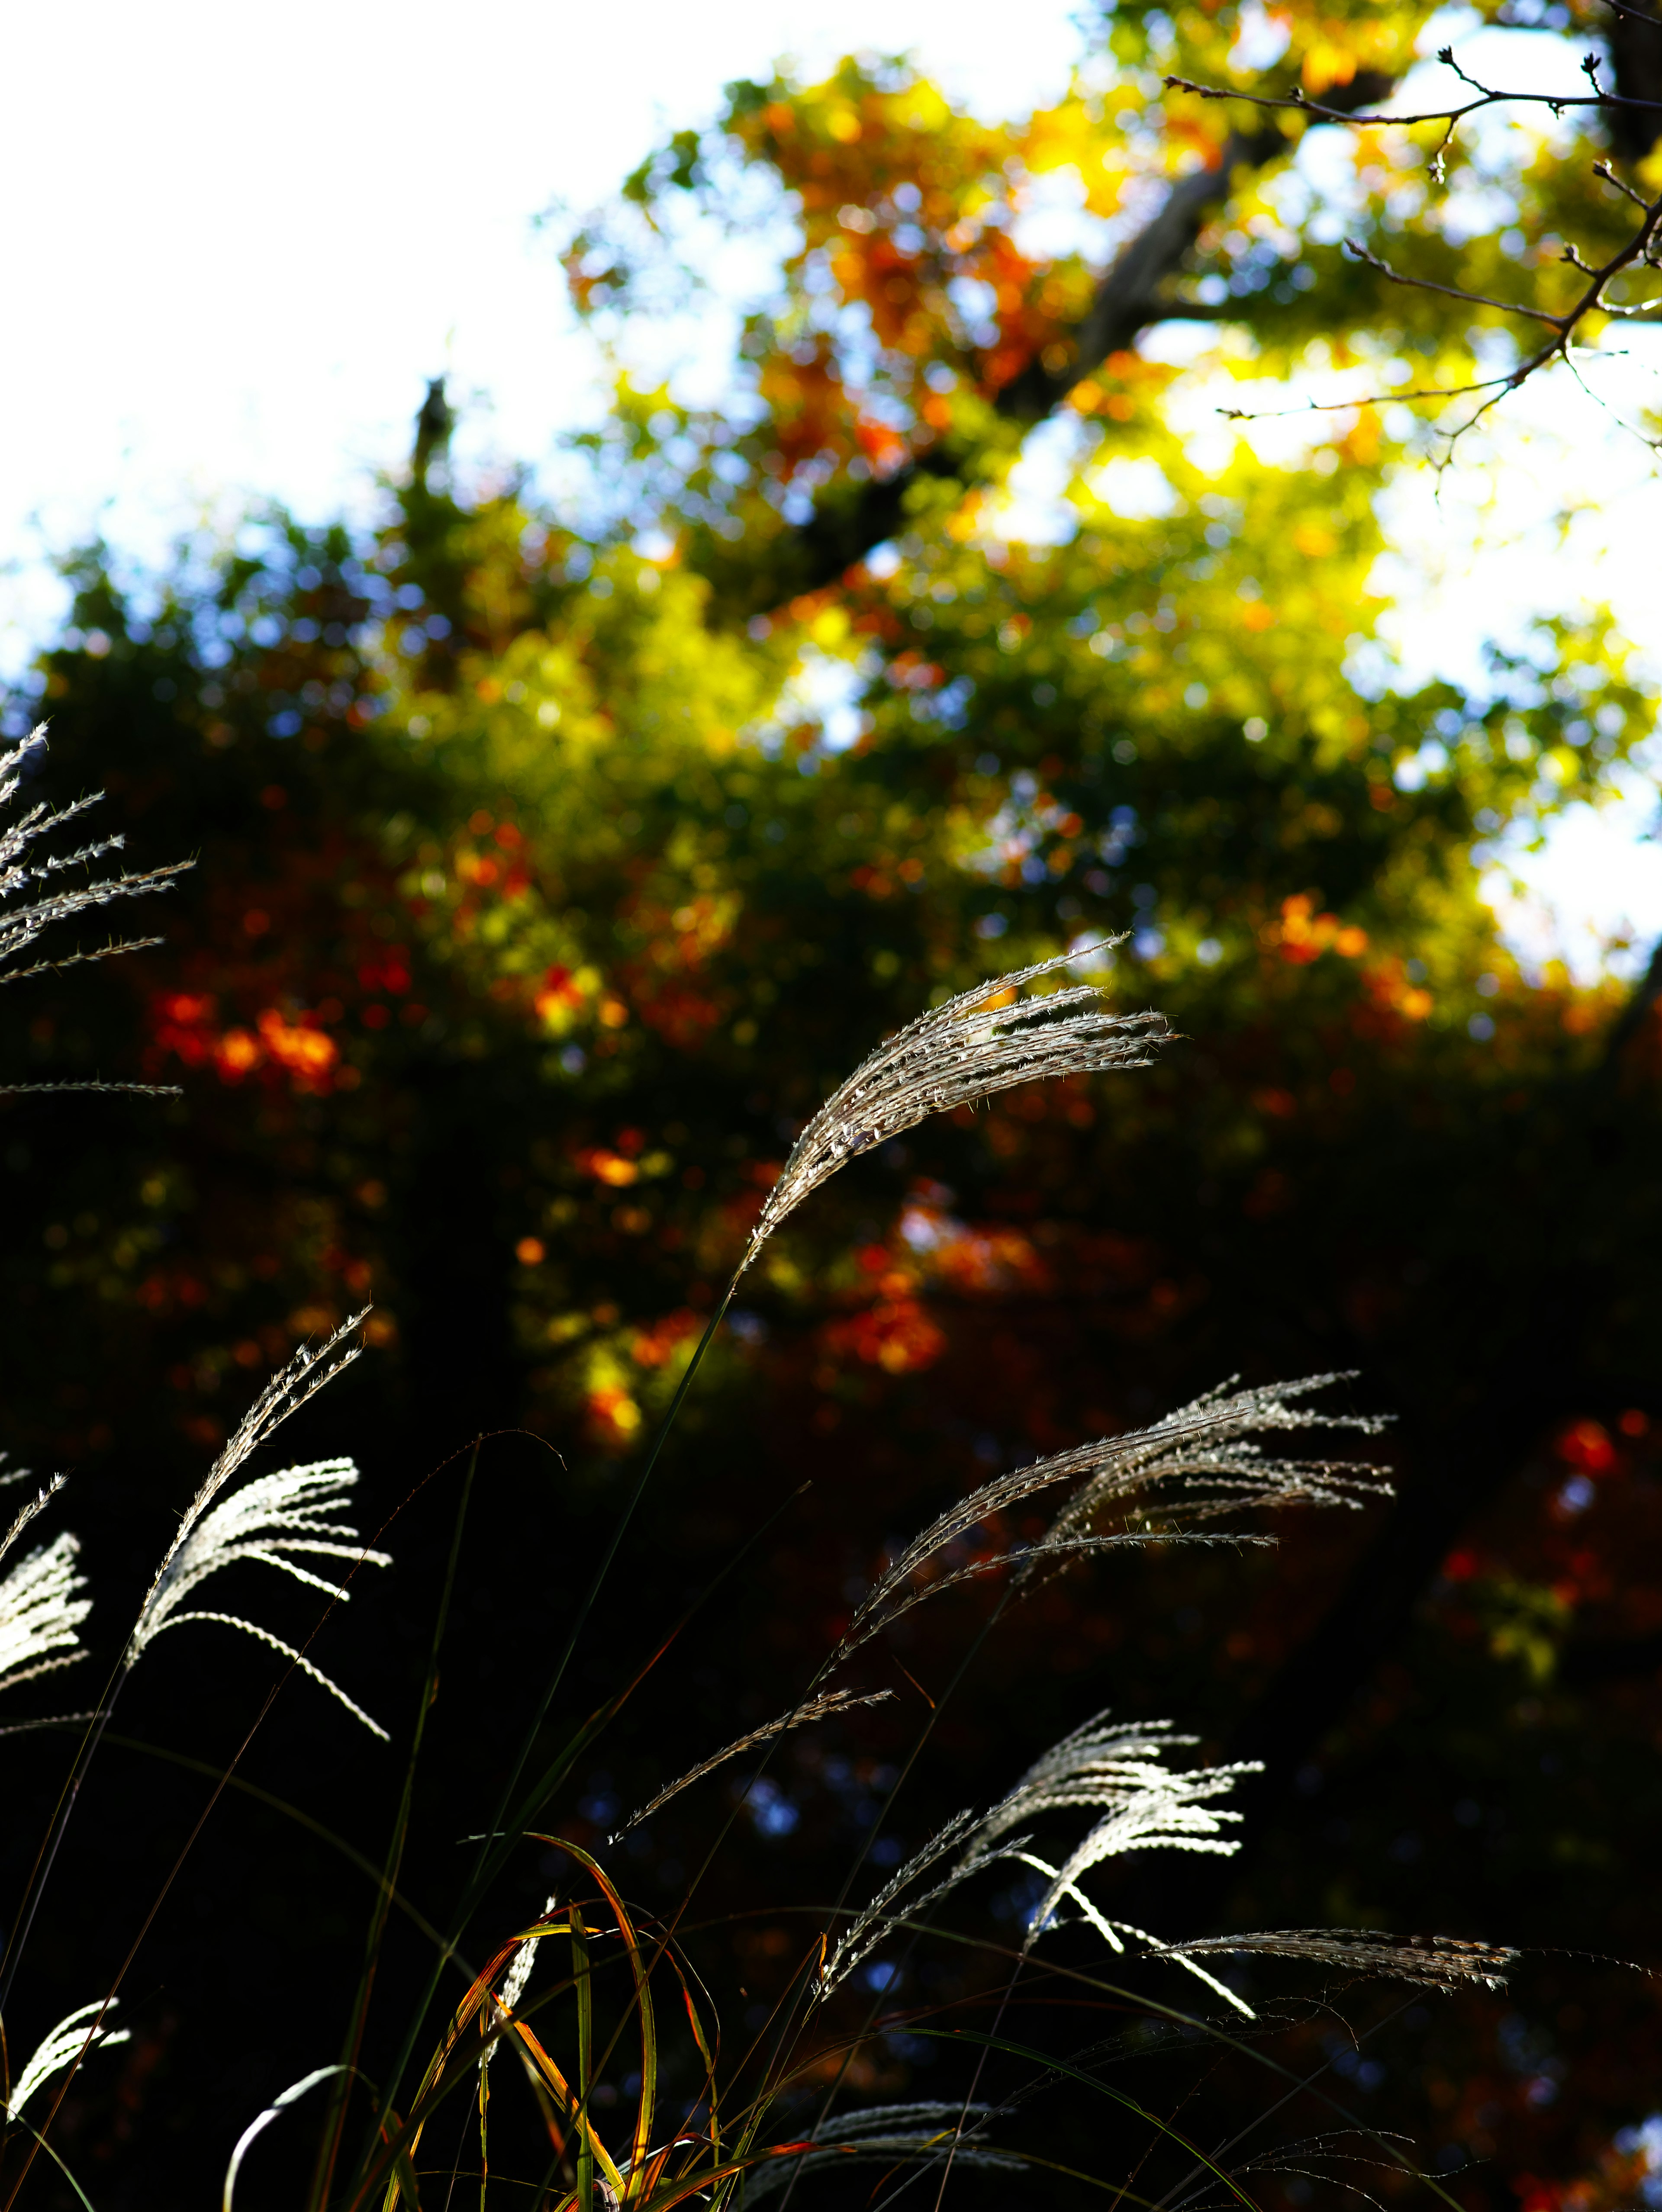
[0,1532,91,1704]
[122,1316,388,1734]
[744,2106,1022,2199]
[1044,1373,1392,1555]
[122,1457,390,1737]
[980,1715,1260,1942]
[819,1810,1005,1997]
[997,1849,1257,2015]
[834,1374,1390,1660]
[0,1465,63,1569]
[742,945,1167,1271]
[3,1999,128,2118]
[1154,1928,1518,1994]
[493,1903,554,2027]
[0,725,190,1097]
[609,1687,894,1840]
[970,1712,1261,2003]
[0,1473,91,1704]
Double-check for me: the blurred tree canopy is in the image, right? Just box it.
[5,3,1662,2201]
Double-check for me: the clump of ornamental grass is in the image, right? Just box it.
[0,765,1526,2212]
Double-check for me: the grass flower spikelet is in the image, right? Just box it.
[744,944,1169,1269]
[611,1686,895,1839]
[1157,1928,1520,1993]
[124,1455,391,1738]
[0,1471,90,1707]
[836,1373,1391,1660]
[4,2000,129,2117]
[0,1529,91,1703]
[0,725,190,1095]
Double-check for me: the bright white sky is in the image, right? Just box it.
[3,0,1658,980]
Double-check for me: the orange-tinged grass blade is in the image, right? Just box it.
[533,1839,658,2202]
[662,1948,720,2174]
[366,1390,791,2189]
[509,2016,627,2194]
[373,1927,626,2212]
[545,2147,822,2212]
[573,1907,594,2212]
[604,2141,840,2212]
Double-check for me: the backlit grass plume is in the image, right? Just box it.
[1156,1928,1518,1994]
[3,1999,128,2118]
[0,724,190,1097]
[832,1373,1391,1661]
[610,1686,895,1839]
[983,1713,1260,1913]
[818,1718,1259,2004]
[0,1471,90,1709]
[121,1315,390,1735]
[121,1455,390,1738]
[741,943,1168,1270]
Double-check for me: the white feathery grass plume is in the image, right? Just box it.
[0,1525,92,1702]
[3,1999,129,2117]
[122,1456,391,1738]
[968,1711,1262,1947]
[817,1718,1261,2006]
[0,1468,64,1570]
[818,1809,1002,1997]
[741,944,1168,1271]
[834,1374,1390,1660]
[123,1309,368,1666]
[1153,1928,1518,1994]
[0,725,190,1096]
[495,1909,553,2022]
[976,1713,1248,1854]
[996,1846,1258,2016]
[1045,1373,1392,1553]
[609,1686,895,1840]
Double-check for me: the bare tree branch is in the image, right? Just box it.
[1217,171,1662,445]
[723,80,1396,612]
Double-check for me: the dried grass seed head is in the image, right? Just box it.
[130,1311,368,1643]
[837,1373,1391,1658]
[959,1710,1260,1939]
[819,1717,1261,1995]
[611,1685,894,1840]
[0,730,191,1098]
[124,1456,391,1736]
[818,1809,997,1996]
[1157,1928,1519,1993]
[1049,1373,1392,1546]
[4,2000,129,2117]
[0,1527,91,1701]
[123,1319,386,1735]
[0,1466,64,1572]
[744,945,1168,1270]
[975,1713,1210,1848]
